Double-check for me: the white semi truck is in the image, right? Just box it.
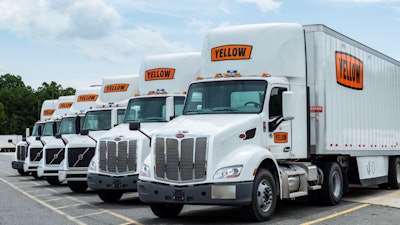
[25,95,74,180]
[58,74,138,192]
[11,99,58,176]
[138,23,400,221]
[87,52,200,202]
[38,87,100,185]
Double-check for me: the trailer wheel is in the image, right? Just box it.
[68,181,88,193]
[98,191,123,202]
[319,162,343,205]
[17,169,30,176]
[46,177,62,185]
[387,157,400,189]
[150,204,183,218]
[244,169,277,221]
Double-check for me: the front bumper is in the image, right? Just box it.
[11,161,24,170]
[87,173,138,191]
[138,180,253,206]
[59,169,88,182]
[23,162,39,172]
[37,165,59,177]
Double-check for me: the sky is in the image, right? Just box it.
[0,0,400,90]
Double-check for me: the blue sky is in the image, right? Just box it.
[0,0,399,89]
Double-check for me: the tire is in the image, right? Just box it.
[150,204,184,218]
[244,169,277,222]
[387,157,400,189]
[18,169,30,176]
[98,191,123,202]
[46,176,62,186]
[32,171,44,180]
[68,181,88,193]
[318,162,343,206]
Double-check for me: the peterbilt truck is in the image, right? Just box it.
[138,23,400,221]
[38,87,100,185]
[87,52,200,202]
[11,99,57,175]
[58,74,138,192]
[26,95,74,182]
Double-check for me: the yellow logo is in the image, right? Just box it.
[211,45,253,61]
[77,94,98,102]
[58,102,73,109]
[274,132,288,143]
[145,68,175,81]
[104,84,129,93]
[43,109,55,116]
[336,52,363,90]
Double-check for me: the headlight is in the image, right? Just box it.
[213,165,243,179]
[140,163,151,177]
[88,160,96,171]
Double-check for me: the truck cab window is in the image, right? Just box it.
[269,87,287,119]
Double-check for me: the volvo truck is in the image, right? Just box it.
[11,99,57,176]
[58,74,138,192]
[87,52,200,202]
[24,96,74,179]
[38,87,100,185]
[138,23,400,221]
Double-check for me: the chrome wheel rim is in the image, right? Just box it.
[256,179,273,212]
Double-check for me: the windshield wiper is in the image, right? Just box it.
[212,107,237,112]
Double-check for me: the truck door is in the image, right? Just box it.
[267,85,292,159]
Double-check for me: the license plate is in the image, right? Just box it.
[173,190,185,201]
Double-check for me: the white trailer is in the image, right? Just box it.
[0,135,22,152]
[58,75,139,192]
[11,99,58,175]
[38,87,100,185]
[138,23,400,221]
[87,52,201,202]
[24,96,74,179]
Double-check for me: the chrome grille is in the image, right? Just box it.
[99,140,137,174]
[155,137,207,182]
[17,145,28,160]
[45,148,65,165]
[30,148,43,162]
[67,147,95,168]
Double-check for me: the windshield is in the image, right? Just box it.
[124,97,185,123]
[82,110,112,131]
[59,117,77,134]
[42,121,60,136]
[32,123,44,136]
[183,80,267,115]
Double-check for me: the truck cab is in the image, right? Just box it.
[87,52,201,202]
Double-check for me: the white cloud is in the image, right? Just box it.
[0,0,121,41]
[236,0,282,12]
[75,28,192,64]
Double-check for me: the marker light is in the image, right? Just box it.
[261,72,270,77]
[134,93,140,97]
[196,76,203,80]
[215,73,222,78]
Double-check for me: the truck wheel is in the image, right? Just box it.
[319,162,343,205]
[387,157,400,189]
[46,177,62,185]
[244,169,277,221]
[98,191,123,202]
[32,171,44,180]
[18,169,30,176]
[150,204,183,218]
[68,181,88,193]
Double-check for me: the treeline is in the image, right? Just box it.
[0,74,75,135]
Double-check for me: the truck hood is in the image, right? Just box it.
[157,114,261,136]
[99,123,165,140]
[66,131,107,148]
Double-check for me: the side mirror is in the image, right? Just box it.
[165,96,174,122]
[26,128,30,138]
[80,129,89,135]
[129,122,141,131]
[282,91,295,121]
